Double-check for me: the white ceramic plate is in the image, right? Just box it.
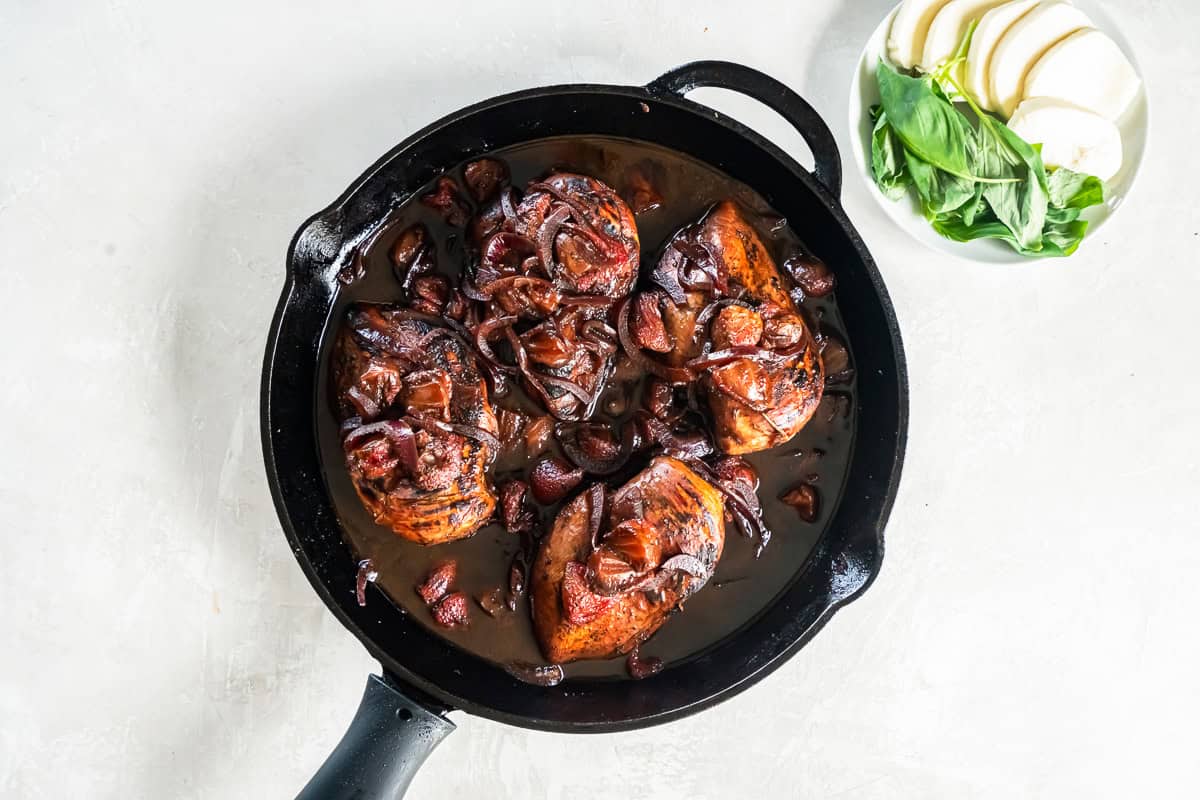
[848,0,1149,263]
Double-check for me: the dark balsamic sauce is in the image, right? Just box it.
[315,136,856,681]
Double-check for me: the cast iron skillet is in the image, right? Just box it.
[262,61,908,798]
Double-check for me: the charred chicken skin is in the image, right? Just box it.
[470,171,638,421]
[532,456,726,663]
[646,200,824,454]
[334,303,499,544]
[472,171,639,309]
[512,172,640,298]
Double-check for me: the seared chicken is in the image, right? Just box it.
[514,172,640,298]
[532,456,725,663]
[334,304,499,544]
[654,200,823,454]
[469,172,637,420]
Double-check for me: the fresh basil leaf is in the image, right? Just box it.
[904,149,976,215]
[1047,168,1105,209]
[930,78,957,106]
[932,209,1086,258]
[961,183,987,227]
[1046,167,1088,206]
[876,59,979,182]
[1040,218,1090,256]
[976,118,1048,251]
[1046,205,1081,224]
[930,210,1016,244]
[870,110,912,200]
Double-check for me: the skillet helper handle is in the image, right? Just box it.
[296,674,455,800]
[646,61,842,198]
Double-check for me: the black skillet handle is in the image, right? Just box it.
[646,61,842,198]
[296,674,455,800]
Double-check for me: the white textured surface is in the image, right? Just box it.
[2,1,1197,797]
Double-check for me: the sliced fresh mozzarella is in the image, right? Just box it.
[888,0,957,70]
[988,0,1092,119]
[1007,97,1123,181]
[921,0,1012,75]
[964,0,1039,111]
[1022,28,1141,121]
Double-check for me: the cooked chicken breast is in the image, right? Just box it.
[532,456,725,663]
[334,304,498,544]
[651,201,824,454]
[515,172,640,298]
[697,202,823,453]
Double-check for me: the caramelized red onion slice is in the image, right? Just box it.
[482,275,557,298]
[671,238,727,293]
[477,233,540,298]
[474,315,520,375]
[460,274,490,301]
[505,661,564,687]
[356,558,379,607]
[499,188,518,225]
[340,415,364,438]
[582,318,618,339]
[642,415,714,459]
[533,372,594,405]
[671,238,718,265]
[526,182,604,236]
[536,205,573,279]
[678,456,770,547]
[579,319,618,357]
[560,295,618,308]
[475,274,561,319]
[625,552,712,595]
[650,268,688,305]
[407,414,501,461]
[504,325,558,412]
[685,341,809,371]
[436,313,476,349]
[587,483,607,549]
[659,553,709,578]
[616,297,694,385]
[415,326,458,351]
[342,420,419,474]
[345,386,381,420]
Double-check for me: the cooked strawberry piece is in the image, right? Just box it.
[416,561,457,606]
[561,561,616,626]
[432,592,470,627]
